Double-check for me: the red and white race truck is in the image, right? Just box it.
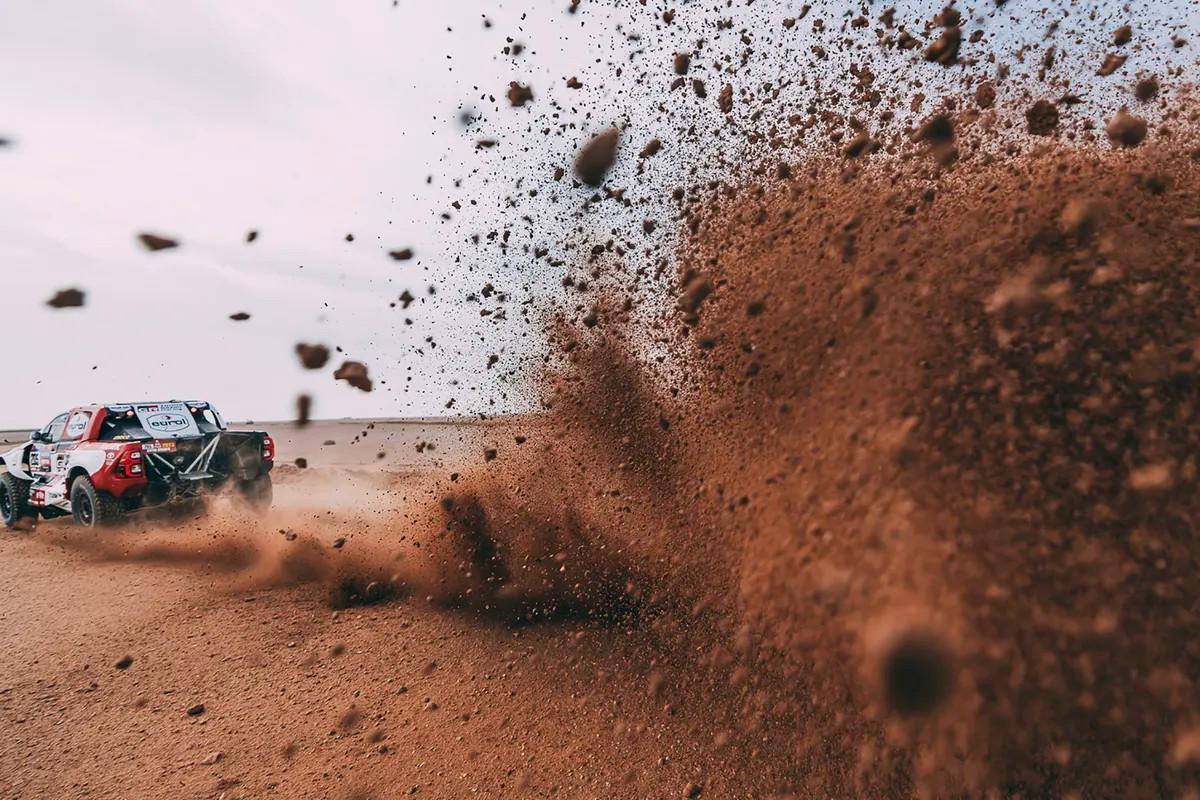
[0,401,274,529]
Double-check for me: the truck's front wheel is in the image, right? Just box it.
[70,476,121,528]
[0,473,32,530]
[237,473,273,513]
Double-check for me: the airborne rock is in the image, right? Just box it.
[137,233,179,252]
[46,289,85,309]
[334,361,373,392]
[507,82,534,106]
[1025,100,1059,135]
[295,343,330,369]
[575,128,620,187]
[1106,109,1148,147]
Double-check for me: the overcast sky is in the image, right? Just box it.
[1,1,1193,429]
[0,1,636,428]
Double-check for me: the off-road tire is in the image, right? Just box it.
[70,476,122,528]
[0,473,32,529]
[237,473,273,513]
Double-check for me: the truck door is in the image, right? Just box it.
[55,410,93,472]
[30,413,68,479]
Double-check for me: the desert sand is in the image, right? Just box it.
[0,418,748,799]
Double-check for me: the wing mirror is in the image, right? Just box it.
[30,430,46,442]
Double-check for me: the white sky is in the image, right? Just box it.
[0,1,635,428]
[1,1,1193,428]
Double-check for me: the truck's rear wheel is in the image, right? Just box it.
[0,473,32,529]
[70,476,121,528]
[237,473,273,512]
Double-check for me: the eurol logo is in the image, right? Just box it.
[145,413,189,430]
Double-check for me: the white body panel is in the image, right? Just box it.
[26,440,111,511]
[133,402,201,439]
[0,442,33,481]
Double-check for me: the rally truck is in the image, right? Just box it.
[0,401,274,529]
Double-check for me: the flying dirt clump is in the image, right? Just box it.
[296,342,330,369]
[45,288,85,309]
[295,394,312,426]
[1025,99,1060,135]
[878,629,955,717]
[1107,108,1149,146]
[506,81,533,107]
[137,232,179,252]
[334,360,373,392]
[574,127,619,187]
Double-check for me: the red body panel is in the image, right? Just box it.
[83,407,108,441]
[88,442,148,498]
[63,406,148,499]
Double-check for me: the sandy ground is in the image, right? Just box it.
[0,420,741,800]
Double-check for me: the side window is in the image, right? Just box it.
[62,411,93,441]
[44,413,69,443]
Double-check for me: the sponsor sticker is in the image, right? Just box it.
[146,413,188,431]
[134,402,200,439]
[143,440,178,454]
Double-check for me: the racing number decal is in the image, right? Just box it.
[32,446,51,474]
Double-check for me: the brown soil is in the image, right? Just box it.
[659,144,1200,797]
[445,142,1200,798]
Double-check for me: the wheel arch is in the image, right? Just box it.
[66,466,92,493]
